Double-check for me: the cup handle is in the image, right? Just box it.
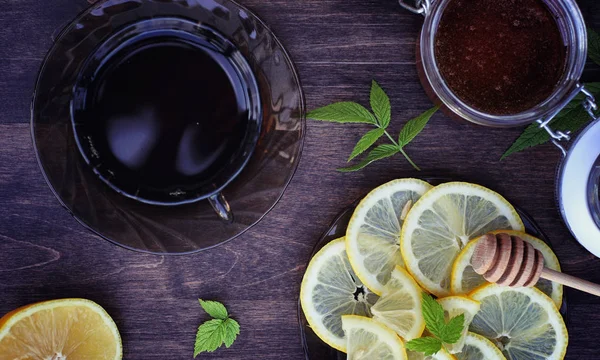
[208,193,234,223]
[399,0,430,16]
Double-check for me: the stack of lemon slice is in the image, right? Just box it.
[300,179,568,360]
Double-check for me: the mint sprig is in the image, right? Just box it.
[406,293,465,356]
[502,26,600,159]
[194,299,240,357]
[308,80,438,171]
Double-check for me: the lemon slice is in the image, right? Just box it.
[371,266,425,341]
[450,241,487,296]
[451,230,563,308]
[300,238,379,352]
[455,332,506,360]
[469,284,568,360]
[346,179,433,295]
[342,315,407,359]
[0,298,122,359]
[437,296,480,354]
[407,349,456,360]
[401,182,524,297]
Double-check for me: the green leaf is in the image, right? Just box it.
[370,80,391,128]
[421,293,445,339]
[199,299,228,320]
[338,144,399,172]
[194,319,226,356]
[501,82,600,159]
[585,82,600,95]
[502,82,600,159]
[307,102,377,124]
[440,314,465,344]
[194,300,240,356]
[398,106,439,146]
[348,128,386,161]
[588,27,600,66]
[223,318,241,348]
[405,337,443,356]
[500,122,552,160]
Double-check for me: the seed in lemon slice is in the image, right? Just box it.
[300,238,379,352]
[401,182,524,297]
[371,266,425,341]
[451,230,563,308]
[342,315,407,359]
[469,284,567,360]
[455,332,506,360]
[436,296,480,354]
[0,298,122,359]
[407,349,456,360]
[346,179,433,295]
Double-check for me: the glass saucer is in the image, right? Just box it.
[31,0,305,254]
[297,178,567,359]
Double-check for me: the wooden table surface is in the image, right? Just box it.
[1,0,600,359]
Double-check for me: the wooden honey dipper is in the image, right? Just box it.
[471,233,600,297]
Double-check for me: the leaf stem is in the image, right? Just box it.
[399,148,421,171]
[383,129,399,147]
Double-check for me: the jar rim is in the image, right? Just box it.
[420,0,588,127]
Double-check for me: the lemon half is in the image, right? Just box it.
[0,299,122,360]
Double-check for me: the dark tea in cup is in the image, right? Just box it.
[71,19,261,207]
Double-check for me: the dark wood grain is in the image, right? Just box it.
[1,0,600,359]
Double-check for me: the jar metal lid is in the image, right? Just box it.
[558,117,600,257]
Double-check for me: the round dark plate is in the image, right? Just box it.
[31,0,305,254]
[298,178,567,360]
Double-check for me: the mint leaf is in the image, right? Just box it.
[307,102,377,124]
[409,294,466,356]
[348,128,386,161]
[421,293,445,339]
[199,299,228,320]
[194,300,239,357]
[501,122,552,160]
[370,80,391,128]
[440,314,465,344]
[398,106,439,146]
[194,319,226,356]
[406,337,443,356]
[223,318,240,348]
[338,144,399,172]
[408,293,466,356]
[501,82,600,159]
[588,27,600,66]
